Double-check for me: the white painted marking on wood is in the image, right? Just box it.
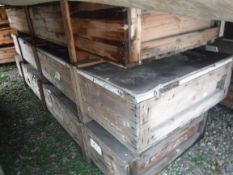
[90,138,102,156]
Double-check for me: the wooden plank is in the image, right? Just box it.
[60,0,78,64]
[0,28,14,46]
[0,46,16,64]
[141,27,219,61]
[141,12,213,42]
[0,7,9,26]
[15,54,23,76]
[2,0,233,22]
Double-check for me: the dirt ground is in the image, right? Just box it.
[0,64,233,175]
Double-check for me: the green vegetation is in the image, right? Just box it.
[0,65,102,175]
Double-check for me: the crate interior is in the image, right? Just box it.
[38,42,71,64]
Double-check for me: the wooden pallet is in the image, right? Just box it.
[84,112,207,175]
[74,49,232,154]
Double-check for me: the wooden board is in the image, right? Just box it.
[29,2,66,45]
[0,7,9,27]
[84,113,207,175]
[2,0,233,22]
[21,63,44,100]
[15,54,23,76]
[75,49,233,154]
[12,34,21,55]
[0,46,16,64]
[6,7,31,34]
[18,36,43,70]
[0,28,14,46]
[43,84,83,146]
[68,2,219,67]
[37,44,76,103]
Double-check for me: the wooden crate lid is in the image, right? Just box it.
[78,50,233,102]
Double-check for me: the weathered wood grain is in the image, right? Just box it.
[0,46,16,64]
[6,7,31,33]
[29,2,66,45]
[76,50,233,153]
[43,84,83,146]
[15,54,23,77]
[0,28,14,46]
[0,7,9,27]
[37,44,76,103]
[21,63,44,100]
[84,113,207,175]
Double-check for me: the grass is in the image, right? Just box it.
[0,74,9,83]
[0,65,102,175]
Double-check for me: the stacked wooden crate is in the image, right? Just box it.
[7,1,233,175]
[0,6,16,64]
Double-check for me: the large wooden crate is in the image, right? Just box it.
[84,113,207,175]
[0,28,14,47]
[18,36,45,70]
[0,46,16,64]
[37,43,76,103]
[75,49,233,153]
[43,84,83,146]
[6,7,31,34]
[29,3,66,46]
[21,63,44,100]
[0,7,9,27]
[68,2,220,67]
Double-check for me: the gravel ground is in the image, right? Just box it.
[0,64,233,175]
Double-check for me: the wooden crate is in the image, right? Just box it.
[68,2,220,67]
[29,3,66,46]
[75,49,233,154]
[43,84,83,146]
[21,63,44,100]
[6,7,31,34]
[0,46,16,64]
[15,54,23,77]
[0,28,14,47]
[37,43,76,103]
[84,113,207,175]
[18,36,45,70]
[0,7,9,27]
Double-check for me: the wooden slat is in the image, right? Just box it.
[60,0,78,64]
[142,27,219,61]
[0,46,16,64]
[141,12,213,42]
[0,28,14,46]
